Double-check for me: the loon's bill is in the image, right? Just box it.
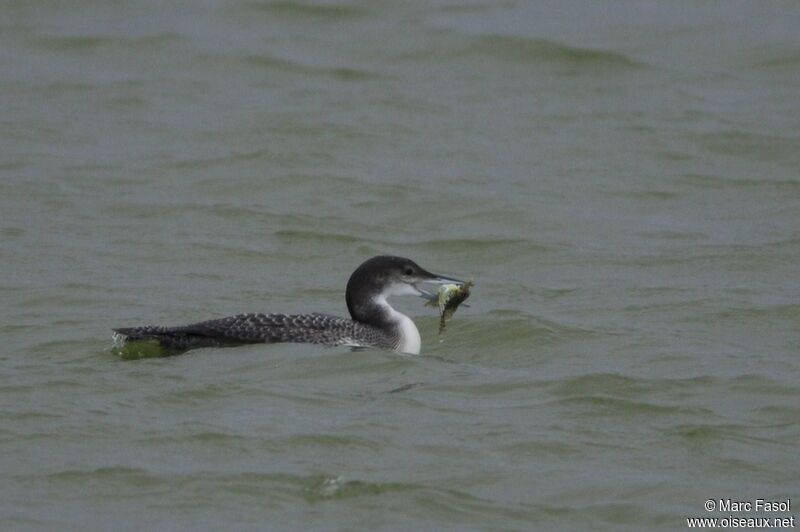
[113,255,468,356]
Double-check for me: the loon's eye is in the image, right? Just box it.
[403,266,414,276]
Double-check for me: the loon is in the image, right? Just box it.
[113,255,465,355]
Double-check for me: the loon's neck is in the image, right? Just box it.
[358,295,421,355]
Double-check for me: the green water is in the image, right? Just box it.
[1,1,798,530]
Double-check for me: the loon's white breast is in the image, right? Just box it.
[372,293,421,355]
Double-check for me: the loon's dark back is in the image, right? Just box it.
[114,312,392,353]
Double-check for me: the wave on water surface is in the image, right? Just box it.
[401,32,645,71]
[233,0,370,19]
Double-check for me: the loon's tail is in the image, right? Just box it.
[113,325,244,352]
[114,325,168,340]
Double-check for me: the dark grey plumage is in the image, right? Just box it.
[114,312,396,352]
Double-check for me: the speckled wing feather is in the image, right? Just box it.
[176,313,357,344]
[114,313,394,352]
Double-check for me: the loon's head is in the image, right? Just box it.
[346,256,464,313]
[345,256,464,353]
